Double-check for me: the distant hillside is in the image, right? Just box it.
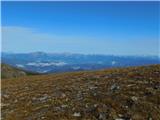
[1,63,38,79]
[1,64,160,120]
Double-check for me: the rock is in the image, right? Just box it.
[104,75,109,79]
[61,93,66,98]
[99,112,107,120]
[3,94,9,99]
[61,104,68,108]
[32,97,37,101]
[118,114,123,117]
[110,84,120,92]
[1,103,10,107]
[115,118,125,120]
[54,106,61,111]
[39,94,48,102]
[118,114,131,120]
[153,82,160,90]
[97,104,109,120]
[127,84,135,87]
[85,104,98,113]
[131,96,138,102]
[25,86,29,90]
[52,90,66,98]
[41,116,46,119]
[94,104,98,108]
[124,106,128,109]
[93,93,97,97]
[33,104,49,111]
[14,99,18,103]
[89,86,98,90]
[73,112,81,117]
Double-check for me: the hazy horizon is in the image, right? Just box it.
[2,51,160,57]
[2,1,159,56]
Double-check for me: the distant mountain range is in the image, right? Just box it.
[2,52,160,73]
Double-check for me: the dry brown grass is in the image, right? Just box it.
[1,65,160,120]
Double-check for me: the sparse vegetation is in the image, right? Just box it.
[1,63,39,79]
[1,65,160,120]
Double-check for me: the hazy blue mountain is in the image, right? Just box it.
[2,52,160,73]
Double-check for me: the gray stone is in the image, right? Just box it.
[73,112,81,117]
[39,94,48,102]
[110,84,120,91]
[99,112,107,120]
[131,96,138,102]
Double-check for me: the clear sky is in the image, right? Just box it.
[1,1,160,55]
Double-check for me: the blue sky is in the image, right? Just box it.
[1,1,159,55]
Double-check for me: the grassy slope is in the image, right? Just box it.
[1,63,39,79]
[1,65,160,120]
